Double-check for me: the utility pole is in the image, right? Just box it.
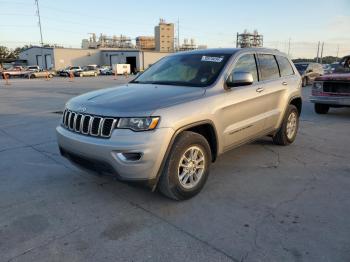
[320,42,324,64]
[316,41,320,63]
[336,44,339,61]
[35,0,45,69]
[287,38,291,56]
[177,18,180,52]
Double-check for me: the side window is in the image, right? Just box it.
[231,54,258,82]
[276,55,294,76]
[258,54,280,81]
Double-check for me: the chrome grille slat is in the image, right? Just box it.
[62,110,117,138]
[62,110,67,124]
[65,111,70,127]
[69,112,76,130]
[75,114,82,132]
[88,116,94,135]
[73,114,77,131]
[80,115,85,133]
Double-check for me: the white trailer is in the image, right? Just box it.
[112,64,131,75]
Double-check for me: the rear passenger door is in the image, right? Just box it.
[257,54,293,131]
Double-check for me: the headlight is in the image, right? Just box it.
[313,82,323,90]
[117,117,160,131]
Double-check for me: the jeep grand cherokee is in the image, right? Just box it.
[57,48,302,200]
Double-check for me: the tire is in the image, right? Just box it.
[158,131,211,200]
[314,103,329,114]
[29,74,35,79]
[273,104,299,146]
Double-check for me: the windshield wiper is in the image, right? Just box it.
[150,81,200,86]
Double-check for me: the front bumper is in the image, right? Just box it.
[309,95,350,106]
[56,126,174,182]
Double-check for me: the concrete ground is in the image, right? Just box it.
[0,76,349,262]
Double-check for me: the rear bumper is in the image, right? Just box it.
[56,126,174,183]
[309,96,350,106]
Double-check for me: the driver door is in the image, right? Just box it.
[220,53,266,150]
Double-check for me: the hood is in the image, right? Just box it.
[316,73,350,81]
[66,83,206,117]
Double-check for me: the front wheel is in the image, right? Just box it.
[158,131,211,200]
[314,103,329,114]
[273,104,299,146]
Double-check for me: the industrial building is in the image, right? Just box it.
[136,36,155,50]
[236,30,263,48]
[155,19,175,52]
[19,46,170,72]
[81,33,133,49]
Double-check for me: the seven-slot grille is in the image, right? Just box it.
[62,110,118,138]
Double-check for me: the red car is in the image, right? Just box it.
[310,55,350,114]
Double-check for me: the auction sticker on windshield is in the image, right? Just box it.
[201,56,224,63]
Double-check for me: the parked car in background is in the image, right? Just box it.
[1,66,29,78]
[99,66,113,75]
[294,62,324,87]
[310,55,350,114]
[58,66,82,77]
[74,65,99,77]
[24,69,56,79]
[57,48,302,200]
[26,65,41,72]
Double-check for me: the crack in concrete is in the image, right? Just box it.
[301,145,347,160]
[0,128,73,171]
[244,178,317,261]
[6,223,94,262]
[261,145,280,169]
[113,192,240,262]
[0,140,57,154]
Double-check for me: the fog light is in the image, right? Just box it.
[116,152,142,162]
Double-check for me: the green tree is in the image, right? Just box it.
[0,46,12,59]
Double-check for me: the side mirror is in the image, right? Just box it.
[226,72,254,88]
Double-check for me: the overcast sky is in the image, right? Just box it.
[1,0,349,58]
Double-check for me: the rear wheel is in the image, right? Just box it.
[273,104,299,146]
[158,131,211,200]
[314,103,329,114]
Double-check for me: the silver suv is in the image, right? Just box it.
[57,48,302,200]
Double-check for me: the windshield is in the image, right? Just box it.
[295,64,308,73]
[132,53,232,87]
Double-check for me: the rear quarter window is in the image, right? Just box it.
[276,56,294,76]
[258,54,280,81]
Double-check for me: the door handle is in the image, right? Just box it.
[256,87,264,93]
[282,81,288,86]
